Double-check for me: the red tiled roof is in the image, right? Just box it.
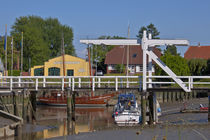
[184,46,210,60]
[105,45,162,65]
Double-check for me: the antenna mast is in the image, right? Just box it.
[62,33,65,76]
[126,23,130,76]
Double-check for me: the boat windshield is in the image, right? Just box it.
[118,94,136,110]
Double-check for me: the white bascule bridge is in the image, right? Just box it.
[80,31,190,92]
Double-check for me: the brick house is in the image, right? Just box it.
[184,46,210,60]
[104,45,161,74]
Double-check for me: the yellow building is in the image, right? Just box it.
[31,55,89,76]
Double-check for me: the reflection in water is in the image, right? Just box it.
[22,106,115,140]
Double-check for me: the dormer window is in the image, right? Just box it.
[133,54,137,58]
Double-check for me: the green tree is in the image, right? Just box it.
[43,18,75,57]
[205,59,210,75]
[11,16,75,71]
[155,52,190,76]
[164,45,179,56]
[188,59,207,76]
[137,23,160,39]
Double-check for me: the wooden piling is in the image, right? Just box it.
[167,92,170,103]
[180,92,183,101]
[22,89,26,120]
[189,92,192,100]
[14,124,22,138]
[24,90,31,123]
[175,92,178,101]
[170,92,173,102]
[26,104,32,123]
[67,88,72,135]
[193,91,197,98]
[148,92,154,125]
[184,92,187,100]
[163,92,166,103]
[6,96,9,104]
[141,93,146,125]
[72,92,75,112]
[13,91,19,116]
[30,91,37,121]
[171,92,174,102]
[153,92,158,123]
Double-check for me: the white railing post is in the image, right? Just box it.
[62,77,64,91]
[142,31,147,92]
[68,78,71,88]
[78,77,81,88]
[191,77,193,89]
[98,77,101,88]
[43,77,46,87]
[92,77,95,91]
[115,77,118,91]
[35,78,38,90]
[126,77,129,88]
[10,78,13,91]
[18,77,21,87]
[148,33,153,88]
[72,78,75,91]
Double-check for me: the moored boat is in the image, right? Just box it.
[113,93,141,125]
[38,91,118,107]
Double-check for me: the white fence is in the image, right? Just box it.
[1,76,210,91]
[0,76,140,91]
[147,76,210,91]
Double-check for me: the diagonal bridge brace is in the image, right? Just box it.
[146,50,190,92]
[141,30,191,92]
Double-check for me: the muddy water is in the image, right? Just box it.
[18,98,209,140]
[21,106,116,140]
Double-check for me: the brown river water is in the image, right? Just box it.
[13,97,209,140]
[21,106,116,140]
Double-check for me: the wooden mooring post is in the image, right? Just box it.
[67,88,75,135]
[22,89,26,120]
[29,90,37,122]
[163,92,166,103]
[141,93,146,125]
[148,92,154,125]
[12,91,22,138]
[12,91,19,116]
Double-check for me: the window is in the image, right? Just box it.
[67,69,74,76]
[34,68,44,76]
[132,54,137,58]
[108,65,116,70]
[48,67,60,76]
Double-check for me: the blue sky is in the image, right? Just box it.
[0,0,210,58]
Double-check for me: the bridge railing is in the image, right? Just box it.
[0,76,140,91]
[1,76,210,91]
[147,76,210,90]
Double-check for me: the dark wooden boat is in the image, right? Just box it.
[38,91,118,107]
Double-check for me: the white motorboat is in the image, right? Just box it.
[113,93,141,125]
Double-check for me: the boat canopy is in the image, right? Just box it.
[117,93,136,105]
